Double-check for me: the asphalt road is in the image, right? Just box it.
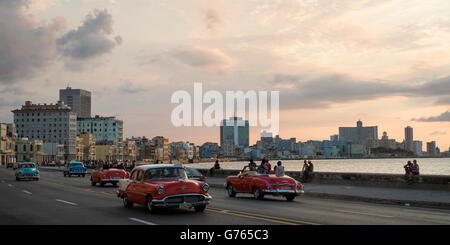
[1,167,450,225]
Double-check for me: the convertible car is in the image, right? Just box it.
[117,164,211,213]
[225,166,304,201]
[91,167,130,186]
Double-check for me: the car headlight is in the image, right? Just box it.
[157,186,164,195]
[202,183,209,192]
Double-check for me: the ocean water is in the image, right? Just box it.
[191,158,450,176]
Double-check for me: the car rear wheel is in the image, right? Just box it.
[253,187,264,200]
[227,184,236,197]
[123,194,134,208]
[194,205,206,212]
[145,195,154,213]
[286,195,296,201]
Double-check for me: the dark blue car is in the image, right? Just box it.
[7,162,14,169]
[63,162,87,177]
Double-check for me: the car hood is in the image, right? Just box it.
[16,168,38,174]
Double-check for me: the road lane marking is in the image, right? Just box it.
[207,207,320,225]
[129,217,157,225]
[55,199,78,206]
[7,184,13,187]
[335,209,394,218]
[22,190,32,195]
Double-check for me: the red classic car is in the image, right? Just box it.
[91,167,130,186]
[225,166,304,201]
[117,164,212,213]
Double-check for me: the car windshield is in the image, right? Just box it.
[186,168,202,176]
[144,167,187,180]
[70,163,83,166]
[20,164,35,169]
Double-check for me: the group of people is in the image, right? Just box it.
[247,158,285,176]
[301,160,314,181]
[404,159,420,183]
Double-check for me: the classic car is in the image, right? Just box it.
[6,162,14,168]
[15,162,40,181]
[91,167,130,186]
[117,164,212,213]
[225,166,304,201]
[186,167,207,182]
[63,162,87,177]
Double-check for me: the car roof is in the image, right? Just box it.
[133,164,184,171]
[69,162,83,164]
[18,162,35,165]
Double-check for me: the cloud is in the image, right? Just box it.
[430,131,447,136]
[173,46,232,69]
[56,9,122,60]
[412,110,450,122]
[0,0,66,84]
[0,2,121,84]
[272,74,450,109]
[203,8,223,37]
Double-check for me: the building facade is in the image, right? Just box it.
[339,120,378,146]
[404,126,414,152]
[59,87,91,118]
[220,117,249,148]
[12,101,77,160]
[0,123,15,165]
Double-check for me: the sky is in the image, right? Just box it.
[0,0,450,151]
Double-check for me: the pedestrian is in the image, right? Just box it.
[275,161,285,176]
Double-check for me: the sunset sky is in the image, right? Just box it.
[1,0,449,151]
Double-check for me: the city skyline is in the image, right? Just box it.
[0,0,449,150]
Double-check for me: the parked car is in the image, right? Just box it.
[225,166,304,201]
[6,162,14,169]
[117,164,212,213]
[63,162,87,177]
[186,167,207,182]
[91,167,130,186]
[15,162,40,181]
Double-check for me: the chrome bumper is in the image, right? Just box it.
[151,193,212,208]
[262,189,304,195]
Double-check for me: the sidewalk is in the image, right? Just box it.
[206,177,450,210]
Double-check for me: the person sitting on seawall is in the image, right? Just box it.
[209,160,221,175]
[411,159,420,177]
[275,161,285,176]
[404,160,413,183]
[302,160,309,181]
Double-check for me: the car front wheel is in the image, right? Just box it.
[227,184,236,197]
[194,205,206,212]
[123,194,134,208]
[145,195,154,213]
